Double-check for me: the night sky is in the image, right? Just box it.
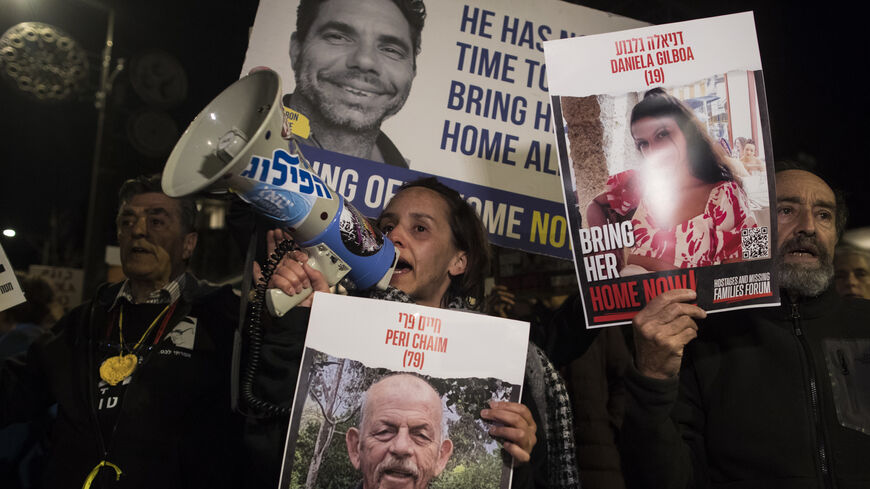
[1,0,867,278]
[0,0,258,272]
[575,0,870,227]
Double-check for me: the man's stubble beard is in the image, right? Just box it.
[295,65,410,134]
[776,234,834,298]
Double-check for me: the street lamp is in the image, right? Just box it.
[0,1,123,295]
[82,1,125,296]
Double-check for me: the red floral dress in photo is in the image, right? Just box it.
[604,169,757,268]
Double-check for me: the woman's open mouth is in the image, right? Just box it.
[392,258,413,275]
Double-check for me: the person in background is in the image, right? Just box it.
[834,244,870,299]
[620,165,870,488]
[739,138,765,174]
[0,174,243,489]
[549,299,632,489]
[0,273,55,489]
[731,136,747,159]
[0,273,54,359]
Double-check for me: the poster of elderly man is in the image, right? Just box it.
[278,293,529,489]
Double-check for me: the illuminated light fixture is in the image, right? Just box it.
[2,229,15,237]
[0,22,89,102]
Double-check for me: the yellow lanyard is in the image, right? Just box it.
[99,302,173,386]
[87,303,176,486]
[120,302,172,353]
[82,460,122,489]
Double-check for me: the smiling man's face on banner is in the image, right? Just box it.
[290,0,417,132]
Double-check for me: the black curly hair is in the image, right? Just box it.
[630,87,734,184]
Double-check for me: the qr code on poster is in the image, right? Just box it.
[742,227,770,259]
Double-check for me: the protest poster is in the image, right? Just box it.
[279,292,529,489]
[28,264,84,314]
[0,243,25,312]
[240,0,646,259]
[544,12,780,328]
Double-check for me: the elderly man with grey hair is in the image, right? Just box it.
[345,374,452,489]
[0,174,242,488]
[620,166,870,488]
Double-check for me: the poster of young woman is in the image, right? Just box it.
[544,12,780,328]
[240,0,646,259]
[278,293,529,489]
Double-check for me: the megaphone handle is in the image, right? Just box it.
[265,243,351,317]
[266,286,312,317]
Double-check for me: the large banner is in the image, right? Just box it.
[544,12,780,328]
[279,293,529,488]
[242,0,646,259]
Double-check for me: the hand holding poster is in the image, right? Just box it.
[544,12,780,328]
[0,243,25,312]
[279,293,529,488]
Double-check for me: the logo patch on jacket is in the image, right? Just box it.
[166,316,197,350]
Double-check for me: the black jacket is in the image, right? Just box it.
[621,287,870,489]
[0,278,243,489]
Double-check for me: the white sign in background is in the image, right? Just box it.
[0,243,25,313]
[28,265,84,314]
[242,0,646,204]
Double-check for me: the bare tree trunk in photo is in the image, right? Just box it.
[305,358,348,489]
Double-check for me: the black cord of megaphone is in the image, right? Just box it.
[241,237,296,417]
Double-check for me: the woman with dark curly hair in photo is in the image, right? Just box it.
[588,88,757,274]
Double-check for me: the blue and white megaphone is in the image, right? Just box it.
[161,69,398,316]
